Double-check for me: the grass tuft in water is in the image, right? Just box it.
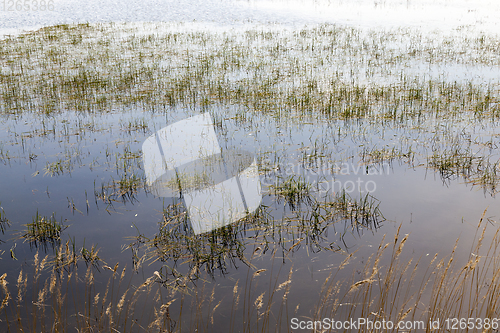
[271,175,312,208]
[332,189,385,229]
[0,204,9,237]
[22,211,66,250]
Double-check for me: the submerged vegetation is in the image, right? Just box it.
[0,22,499,193]
[0,23,498,123]
[0,20,500,331]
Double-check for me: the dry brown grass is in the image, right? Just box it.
[2,211,500,332]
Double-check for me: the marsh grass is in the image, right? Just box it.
[128,202,251,277]
[1,20,500,332]
[331,189,384,230]
[271,175,312,208]
[51,239,104,272]
[361,146,415,165]
[315,210,500,333]
[0,205,9,238]
[0,255,172,332]
[165,170,215,192]
[125,185,384,285]
[427,132,500,194]
[1,22,499,122]
[94,171,144,207]
[2,22,500,195]
[22,211,67,250]
[2,212,500,332]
